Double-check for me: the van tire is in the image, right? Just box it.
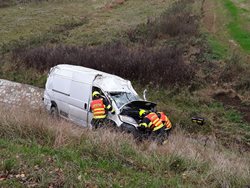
[50,106,59,119]
[120,123,138,137]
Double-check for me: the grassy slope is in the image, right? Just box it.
[200,0,250,148]
[0,0,171,50]
[1,108,249,187]
[204,0,250,54]
[0,0,250,187]
[224,0,250,52]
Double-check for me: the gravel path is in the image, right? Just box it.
[0,79,44,108]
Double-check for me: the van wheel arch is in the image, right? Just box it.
[120,123,138,136]
[50,101,59,118]
[51,101,57,108]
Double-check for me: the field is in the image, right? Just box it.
[0,0,172,51]
[0,0,250,187]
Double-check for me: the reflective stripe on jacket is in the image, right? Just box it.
[146,113,164,131]
[90,99,106,119]
[159,112,172,129]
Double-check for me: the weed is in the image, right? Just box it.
[219,52,244,82]
[224,109,243,123]
[236,75,250,91]
[169,157,188,174]
[126,0,199,45]
[2,159,16,173]
[206,35,228,59]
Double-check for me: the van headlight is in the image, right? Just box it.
[119,115,137,125]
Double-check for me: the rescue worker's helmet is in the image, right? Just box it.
[92,91,100,98]
[139,109,147,118]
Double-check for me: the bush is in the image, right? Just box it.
[157,0,199,37]
[127,0,199,44]
[219,53,244,82]
[0,0,49,8]
[12,43,195,87]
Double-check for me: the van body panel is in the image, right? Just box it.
[52,74,72,117]
[68,79,92,127]
[44,64,157,129]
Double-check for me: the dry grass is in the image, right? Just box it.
[0,104,137,150]
[0,105,250,187]
[158,129,250,182]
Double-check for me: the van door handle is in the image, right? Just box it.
[84,103,87,110]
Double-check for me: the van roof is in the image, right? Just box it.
[56,64,108,75]
[54,64,132,92]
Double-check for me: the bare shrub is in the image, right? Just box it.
[12,43,194,87]
[0,0,50,8]
[220,53,244,82]
[0,0,12,8]
[127,0,199,44]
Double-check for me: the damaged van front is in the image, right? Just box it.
[94,76,157,133]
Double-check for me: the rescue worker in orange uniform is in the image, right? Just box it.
[138,109,165,139]
[157,111,172,132]
[90,91,115,129]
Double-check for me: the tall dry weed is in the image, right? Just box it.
[0,105,249,186]
[155,128,250,183]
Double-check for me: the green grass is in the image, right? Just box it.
[223,0,250,51]
[0,134,202,187]
[207,35,228,59]
[224,109,243,123]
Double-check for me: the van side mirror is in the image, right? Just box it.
[143,89,147,101]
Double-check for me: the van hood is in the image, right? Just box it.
[120,100,157,112]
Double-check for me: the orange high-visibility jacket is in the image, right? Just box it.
[158,112,172,129]
[146,113,164,131]
[90,99,106,119]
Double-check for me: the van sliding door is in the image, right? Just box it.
[68,80,91,127]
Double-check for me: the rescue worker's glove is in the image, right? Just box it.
[111,110,115,115]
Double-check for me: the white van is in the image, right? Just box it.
[43,64,156,133]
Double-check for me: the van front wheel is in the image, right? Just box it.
[50,106,59,119]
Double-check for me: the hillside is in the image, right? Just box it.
[0,0,250,187]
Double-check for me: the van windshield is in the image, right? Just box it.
[109,92,140,109]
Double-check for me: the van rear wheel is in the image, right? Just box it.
[50,106,59,119]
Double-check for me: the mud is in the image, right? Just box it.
[214,92,250,123]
